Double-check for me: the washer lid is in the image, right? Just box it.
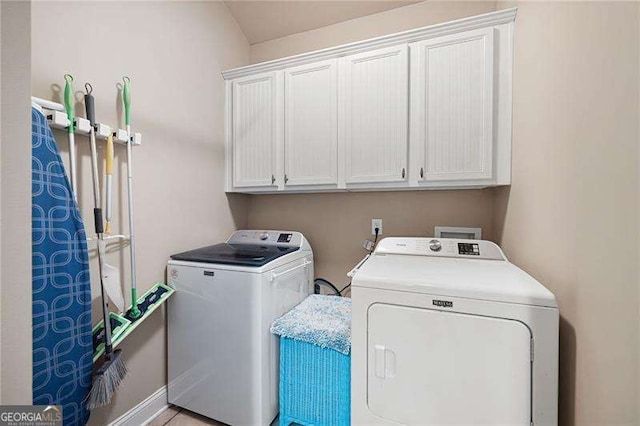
[170,243,299,267]
[353,252,557,308]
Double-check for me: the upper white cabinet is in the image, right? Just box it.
[231,72,280,188]
[341,45,408,184]
[284,59,338,187]
[223,8,516,193]
[410,28,495,183]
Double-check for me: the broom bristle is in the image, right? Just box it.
[86,350,128,410]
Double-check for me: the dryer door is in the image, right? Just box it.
[368,303,531,425]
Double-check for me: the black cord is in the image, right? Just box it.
[314,278,353,296]
[313,228,380,297]
[314,278,341,296]
[372,227,380,250]
[314,229,378,297]
[338,282,351,295]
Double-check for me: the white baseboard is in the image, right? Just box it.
[109,386,169,426]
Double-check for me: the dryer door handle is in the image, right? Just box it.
[374,344,396,379]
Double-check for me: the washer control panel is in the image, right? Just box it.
[228,230,301,247]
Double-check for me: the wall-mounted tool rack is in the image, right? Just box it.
[32,96,142,146]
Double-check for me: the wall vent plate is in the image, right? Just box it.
[434,226,482,240]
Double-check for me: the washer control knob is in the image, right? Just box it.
[259,232,269,241]
[429,239,442,252]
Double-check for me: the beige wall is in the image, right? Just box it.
[493,2,640,425]
[249,190,494,289]
[248,1,640,425]
[11,1,640,424]
[0,0,32,404]
[250,1,496,63]
[248,1,499,290]
[31,1,249,423]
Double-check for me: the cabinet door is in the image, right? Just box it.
[411,28,494,182]
[232,72,279,188]
[284,60,338,186]
[341,45,408,184]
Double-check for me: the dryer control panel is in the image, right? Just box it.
[374,238,506,261]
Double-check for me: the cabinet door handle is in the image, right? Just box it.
[271,174,275,185]
[401,168,406,179]
[420,167,424,179]
[284,174,289,184]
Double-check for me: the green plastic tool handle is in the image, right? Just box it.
[123,76,131,126]
[64,74,75,131]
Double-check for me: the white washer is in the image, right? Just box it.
[167,230,313,425]
[351,237,558,426]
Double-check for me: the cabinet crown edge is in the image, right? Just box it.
[222,8,517,80]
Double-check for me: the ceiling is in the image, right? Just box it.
[224,1,421,45]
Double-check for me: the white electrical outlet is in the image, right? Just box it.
[371,219,382,236]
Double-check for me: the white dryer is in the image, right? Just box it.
[351,237,558,426]
[167,230,313,425]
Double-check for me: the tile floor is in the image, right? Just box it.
[148,406,227,426]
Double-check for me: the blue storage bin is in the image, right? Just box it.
[279,337,350,426]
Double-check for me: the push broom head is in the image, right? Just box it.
[86,349,127,409]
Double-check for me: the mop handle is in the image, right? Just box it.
[123,77,140,313]
[64,74,78,199]
[126,132,137,295]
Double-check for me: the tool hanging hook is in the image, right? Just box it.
[85,82,93,95]
[122,76,131,84]
[64,74,74,83]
